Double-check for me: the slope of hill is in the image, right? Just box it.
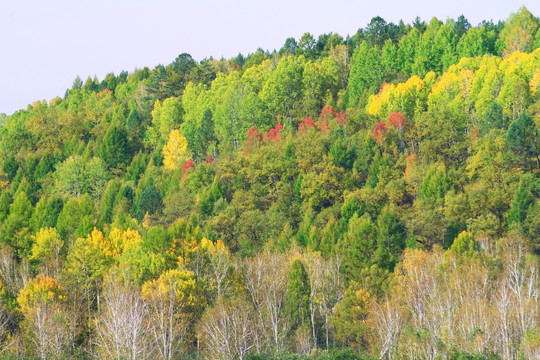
[0,6,538,360]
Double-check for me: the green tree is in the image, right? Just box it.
[85,157,110,199]
[134,184,163,220]
[2,156,19,181]
[418,163,452,203]
[506,112,538,169]
[347,41,383,105]
[261,55,305,121]
[397,28,421,76]
[331,281,371,350]
[100,125,131,169]
[497,6,540,56]
[375,208,406,270]
[56,195,94,241]
[54,155,86,198]
[457,26,496,58]
[0,191,33,256]
[298,32,316,58]
[285,259,311,331]
[340,213,378,283]
[508,175,537,227]
[126,107,142,143]
[98,180,122,226]
[29,196,63,232]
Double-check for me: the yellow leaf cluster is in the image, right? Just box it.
[366,76,426,118]
[199,238,229,256]
[142,269,197,305]
[107,228,142,258]
[529,68,540,96]
[30,227,63,262]
[17,275,66,314]
[163,129,190,171]
[80,227,142,260]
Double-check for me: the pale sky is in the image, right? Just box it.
[1,0,538,115]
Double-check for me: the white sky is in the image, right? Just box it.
[1,0,539,115]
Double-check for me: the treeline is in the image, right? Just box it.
[0,6,538,360]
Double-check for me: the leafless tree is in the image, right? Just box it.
[373,298,404,360]
[94,274,152,360]
[199,297,257,360]
[0,244,30,295]
[241,251,290,352]
[302,252,344,350]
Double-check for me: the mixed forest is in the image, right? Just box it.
[0,6,540,360]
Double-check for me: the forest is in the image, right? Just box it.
[0,5,539,360]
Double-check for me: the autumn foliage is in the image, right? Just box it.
[264,122,283,142]
[245,126,262,154]
[181,159,195,173]
[319,105,348,126]
[0,7,539,360]
[388,112,406,131]
[373,120,388,144]
[298,116,316,134]
[319,105,337,123]
[335,110,349,125]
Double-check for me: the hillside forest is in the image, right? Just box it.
[0,6,539,360]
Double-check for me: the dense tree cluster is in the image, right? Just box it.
[0,6,539,360]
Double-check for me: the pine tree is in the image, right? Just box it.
[285,259,311,331]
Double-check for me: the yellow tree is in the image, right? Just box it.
[30,227,63,278]
[17,275,72,360]
[106,228,143,259]
[142,269,205,359]
[163,129,190,171]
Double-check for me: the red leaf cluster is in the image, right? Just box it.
[205,155,214,164]
[298,117,316,134]
[265,123,283,142]
[318,119,330,133]
[181,159,195,173]
[336,111,349,125]
[373,121,388,145]
[245,126,262,154]
[246,126,261,144]
[319,105,337,123]
[319,105,349,126]
[388,112,405,131]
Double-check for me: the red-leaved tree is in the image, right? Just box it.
[319,105,337,123]
[181,159,195,173]
[388,112,405,132]
[245,126,262,154]
[336,111,349,125]
[265,123,283,142]
[299,117,316,134]
[373,121,388,145]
